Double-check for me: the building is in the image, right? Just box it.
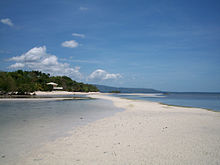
[46,82,63,90]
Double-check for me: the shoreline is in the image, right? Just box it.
[158,102,218,112]
[0,97,91,101]
[0,91,99,101]
[34,91,100,96]
[109,94,220,113]
[111,93,220,113]
[0,91,218,112]
[92,94,217,113]
[17,94,220,165]
[120,97,219,113]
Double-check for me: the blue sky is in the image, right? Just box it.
[0,0,220,92]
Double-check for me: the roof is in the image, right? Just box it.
[46,82,58,86]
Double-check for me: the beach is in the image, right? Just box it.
[34,91,99,96]
[0,91,99,101]
[1,0,220,164]
[15,93,220,165]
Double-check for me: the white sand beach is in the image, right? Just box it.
[0,97,88,101]
[34,91,100,96]
[16,94,220,165]
[0,91,99,101]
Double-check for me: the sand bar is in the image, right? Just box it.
[16,94,220,164]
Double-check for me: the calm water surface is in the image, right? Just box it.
[112,93,220,112]
[0,98,122,165]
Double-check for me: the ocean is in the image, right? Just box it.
[0,98,122,164]
[112,93,220,112]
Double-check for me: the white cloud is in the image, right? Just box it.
[72,33,85,38]
[10,46,47,62]
[88,69,121,81]
[61,40,79,48]
[79,7,88,11]
[8,46,82,80]
[1,18,14,26]
[9,63,25,68]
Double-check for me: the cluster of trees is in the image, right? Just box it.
[110,91,121,93]
[0,70,99,95]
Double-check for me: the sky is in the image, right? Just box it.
[0,0,220,92]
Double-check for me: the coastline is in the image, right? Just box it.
[0,97,90,101]
[158,102,217,112]
[112,93,220,112]
[34,91,100,96]
[0,91,100,101]
[17,93,220,165]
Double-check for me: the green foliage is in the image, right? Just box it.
[0,70,99,94]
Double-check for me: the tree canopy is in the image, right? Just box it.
[0,70,99,95]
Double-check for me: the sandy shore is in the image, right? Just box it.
[34,91,100,96]
[0,91,99,101]
[0,97,89,101]
[17,94,220,165]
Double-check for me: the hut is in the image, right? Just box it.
[46,82,63,90]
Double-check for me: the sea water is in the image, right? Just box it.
[0,98,122,165]
[112,93,220,112]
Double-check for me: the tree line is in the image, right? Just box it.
[0,70,99,95]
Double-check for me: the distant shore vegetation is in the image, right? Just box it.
[0,70,99,95]
[110,90,121,93]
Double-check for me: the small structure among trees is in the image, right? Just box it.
[46,82,63,90]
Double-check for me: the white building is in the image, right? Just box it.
[46,82,63,90]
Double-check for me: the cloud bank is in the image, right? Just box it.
[88,69,121,81]
[61,40,79,48]
[1,18,13,26]
[9,46,82,80]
